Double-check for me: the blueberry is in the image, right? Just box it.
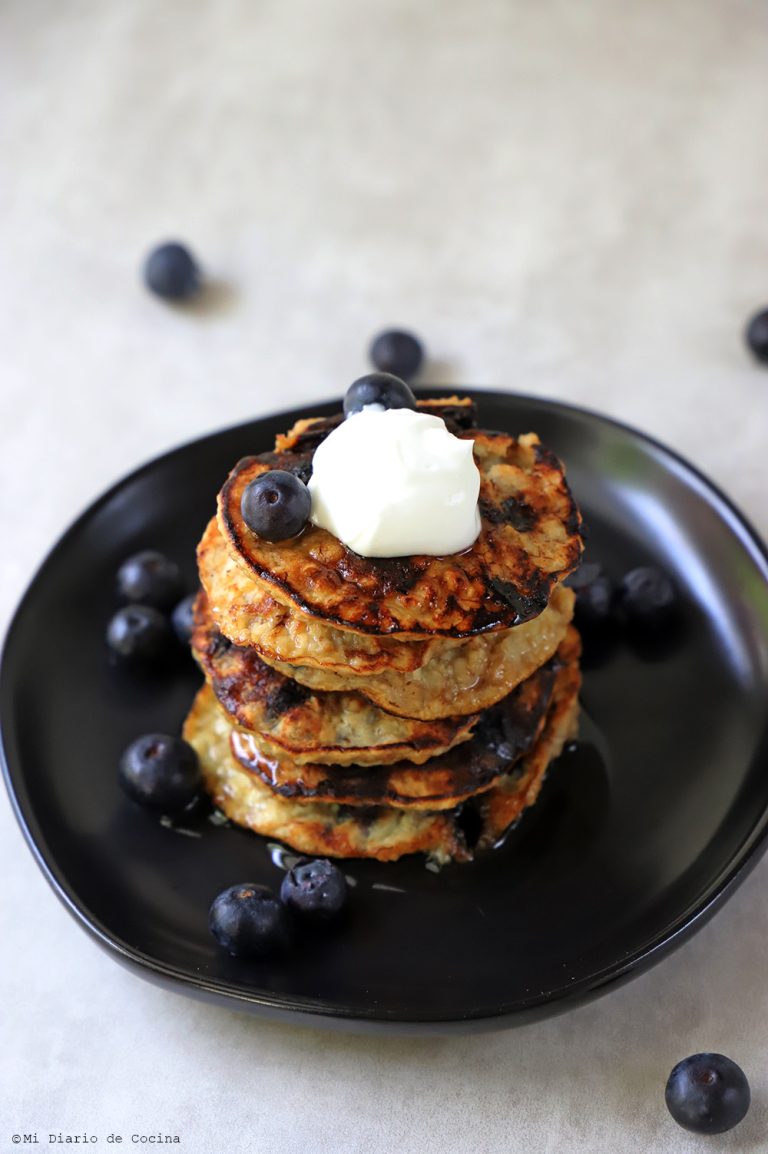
[280,858,348,921]
[117,550,184,610]
[143,242,201,300]
[618,566,676,626]
[369,330,424,381]
[665,1053,750,1134]
[240,470,311,541]
[119,733,201,812]
[745,308,768,364]
[106,604,171,660]
[566,562,614,628]
[343,372,417,418]
[565,562,602,592]
[171,592,197,645]
[209,883,292,957]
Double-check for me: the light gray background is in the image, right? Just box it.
[3,2,768,1150]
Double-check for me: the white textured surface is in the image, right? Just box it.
[2,1,768,1149]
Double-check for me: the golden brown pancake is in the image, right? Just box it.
[184,683,469,863]
[198,517,577,706]
[182,628,581,862]
[190,591,478,767]
[198,517,434,674]
[217,400,583,639]
[228,645,562,810]
[260,583,574,720]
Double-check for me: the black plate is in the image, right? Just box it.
[4,390,768,1035]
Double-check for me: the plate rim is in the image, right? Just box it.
[4,388,768,1031]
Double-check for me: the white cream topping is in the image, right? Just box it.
[308,408,481,557]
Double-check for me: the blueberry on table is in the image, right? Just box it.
[240,470,311,541]
[745,308,768,364]
[343,372,417,417]
[117,550,184,610]
[665,1053,750,1134]
[280,858,348,920]
[618,566,676,627]
[566,562,614,628]
[369,330,424,381]
[143,241,201,300]
[209,884,292,957]
[106,604,171,660]
[119,733,202,812]
[171,592,197,645]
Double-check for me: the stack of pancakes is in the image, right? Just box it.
[183,397,583,863]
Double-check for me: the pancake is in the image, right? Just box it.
[229,640,567,810]
[273,396,478,456]
[182,628,580,862]
[184,683,469,863]
[191,591,478,766]
[217,400,583,639]
[200,516,576,699]
[260,583,575,720]
[198,517,435,674]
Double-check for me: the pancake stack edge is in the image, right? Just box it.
[183,398,583,863]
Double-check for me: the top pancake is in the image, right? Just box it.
[217,398,583,639]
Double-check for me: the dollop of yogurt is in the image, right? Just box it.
[308,408,481,557]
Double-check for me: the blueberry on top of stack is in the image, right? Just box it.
[182,377,584,863]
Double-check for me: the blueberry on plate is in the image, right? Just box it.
[209,883,292,957]
[106,604,171,660]
[117,550,184,610]
[143,241,201,300]
[280,858,348,921]
[566,562,614,628]
[618,566,676,627]
[745,308,768,364]
[240,470,311,541]
[665,1053,750,1134]
[369,330,424,381]
[343,372,417,417]
[119,733,201,812]
[171,592,197,645]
